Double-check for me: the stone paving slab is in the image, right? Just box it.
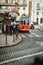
[0,34,22,47]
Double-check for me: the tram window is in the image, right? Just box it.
[27,20,29,25]
[24,20,26,25]
[21,20,23,24]
[27,23,29,25]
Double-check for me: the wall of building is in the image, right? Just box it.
[0,0,5,3]
[32,0,43,25]
[0,0,43,25]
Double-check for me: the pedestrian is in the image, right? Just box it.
[13,24,16,34]
[15,25,18,38]
[10,24,13,35]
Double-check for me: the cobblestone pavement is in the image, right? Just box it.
[0,46,43,62]
[0,29,43,65]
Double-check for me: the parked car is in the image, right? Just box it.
[30,22,34,29]
[33,22,37,25]
[30,24,34,29]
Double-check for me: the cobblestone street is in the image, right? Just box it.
[0,29,43,65]
[0,0,43,64]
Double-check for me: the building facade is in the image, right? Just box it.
[32,0,43,25]
[0,0,43,25]
[0,0,30,19]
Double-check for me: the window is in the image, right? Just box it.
[27,21,29,25]
[37,12,39,15]
[11,0,14,4]
[6,0,8,3]
[17,0,19,4]
[15,0,19,4]
[21,20,23,24]
[23,0,26,5]
[23,7,25,10]
[36,18,38,25]
[24,20,26,25]
[37,3,40,10]
[40,18,43,23]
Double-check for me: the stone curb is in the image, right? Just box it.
[0,35,22,48]
[35,25,43,32]
[38,28,43,32]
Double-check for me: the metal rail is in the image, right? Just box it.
[0,51,43,65]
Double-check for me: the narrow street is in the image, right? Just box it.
[0,29,43,65]
[0,0,43,64]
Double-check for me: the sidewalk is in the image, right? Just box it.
[0,34,22,47]
[34,25,40,29]
[38,28,43,31]
[34,25,43,31]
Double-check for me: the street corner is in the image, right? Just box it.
[38,28,43,32]
[35,25,43,32]
[35,42,43,46]
[0,35,22,48]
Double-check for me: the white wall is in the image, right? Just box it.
[32,0,43,25]
[18,0,29,17]
[0,0,43,25]
[0,0,5,3]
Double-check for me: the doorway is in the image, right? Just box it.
[40,18,43,24]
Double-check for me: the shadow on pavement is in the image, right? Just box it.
[30,57,43,65]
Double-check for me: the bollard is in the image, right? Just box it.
[6,32,7,45]
[15,25,18,40]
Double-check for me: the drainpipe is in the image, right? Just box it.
[29,0,32,22]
